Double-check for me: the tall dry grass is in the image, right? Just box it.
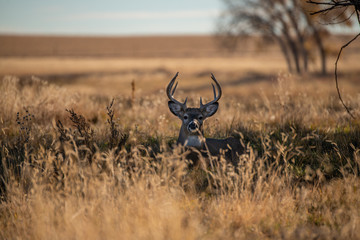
[1,75,360,239]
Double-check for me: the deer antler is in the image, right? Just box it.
[166,72,187,107]
[200,73,222,109]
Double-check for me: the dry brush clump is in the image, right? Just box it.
[1,76,360,239]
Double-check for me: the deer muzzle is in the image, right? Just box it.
[187,120,200,133]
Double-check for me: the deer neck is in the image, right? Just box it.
[177,125,205,149]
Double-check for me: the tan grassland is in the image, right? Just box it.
[0,34,360,239]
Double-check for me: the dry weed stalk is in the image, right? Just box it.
[106,98,128,151]
[131,79,135,107]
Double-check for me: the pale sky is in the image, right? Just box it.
[0,0,222,35]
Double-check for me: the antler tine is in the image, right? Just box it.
[211,73,222,100]
[171,81,178,96]
[200,73,222,109]
[166,72,187,107]
[211,83,217,99]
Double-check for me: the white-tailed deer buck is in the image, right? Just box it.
[167,72,243,165]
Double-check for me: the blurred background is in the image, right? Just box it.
[0,0,359,99]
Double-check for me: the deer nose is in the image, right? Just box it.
[188,121,199,132]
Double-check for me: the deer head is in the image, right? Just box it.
[167,72,222,147]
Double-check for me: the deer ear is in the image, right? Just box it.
[202,102,218,118]
[168,101,184,117]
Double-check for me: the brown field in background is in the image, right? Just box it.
[0,34,359,97]
[0,34,273,57]
[1,34,359,58]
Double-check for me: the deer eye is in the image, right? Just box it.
[198,116,203,120]
[183,115,188,120]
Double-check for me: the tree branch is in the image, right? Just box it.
[308,0,360,119]
[334,32,360,119]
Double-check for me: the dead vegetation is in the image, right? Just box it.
[1,74,360,239]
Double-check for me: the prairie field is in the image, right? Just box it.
[1,34,360,239]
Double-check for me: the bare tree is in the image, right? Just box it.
[218,0,329,74]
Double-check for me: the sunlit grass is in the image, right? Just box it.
[1,74,360,239]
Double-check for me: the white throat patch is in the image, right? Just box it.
[184,136,202,148]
